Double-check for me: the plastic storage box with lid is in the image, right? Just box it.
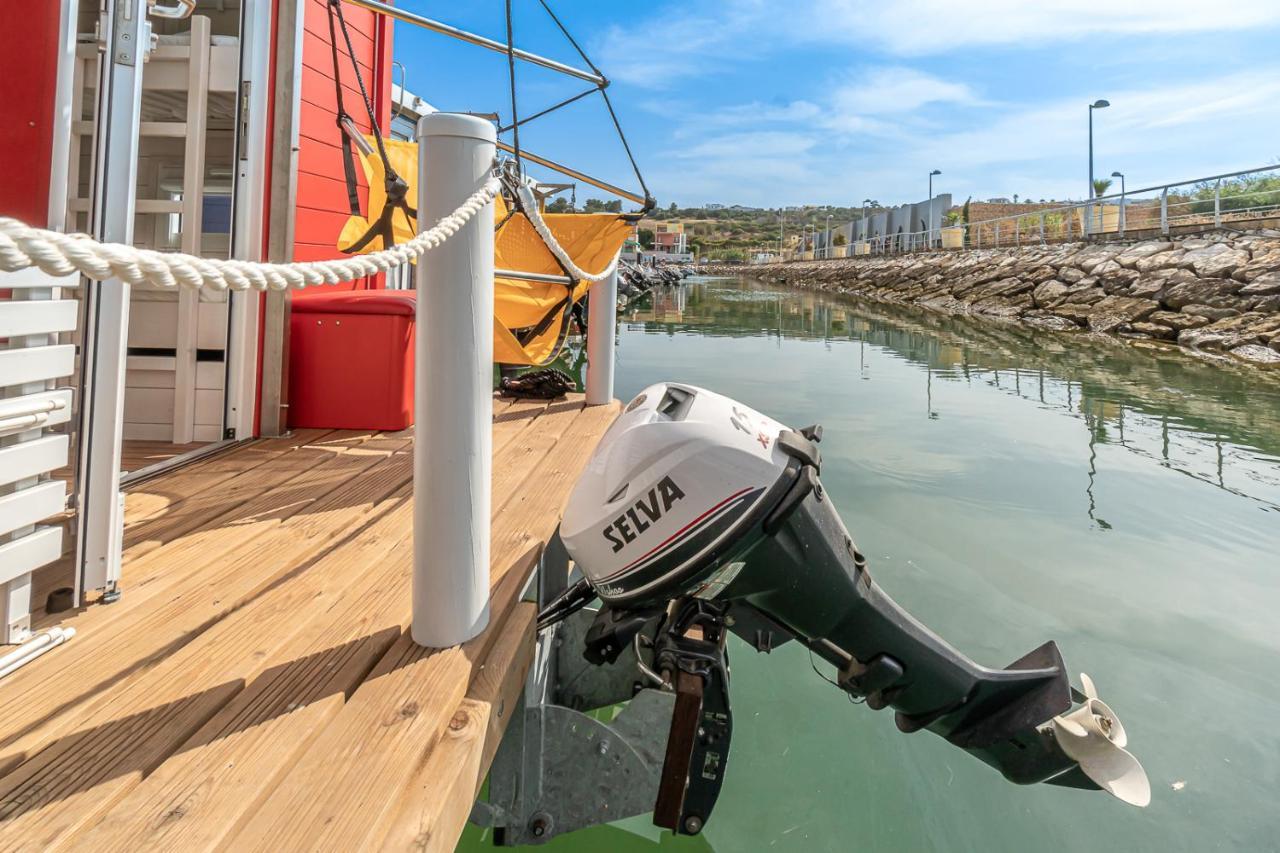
[288,290,417,430]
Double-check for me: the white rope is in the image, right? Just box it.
[0,177,502,292]
[515,184,619,283]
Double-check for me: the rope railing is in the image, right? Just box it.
[515,184,619,283]
[0,176,502,292]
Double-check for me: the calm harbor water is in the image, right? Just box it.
[466,276,1280,852]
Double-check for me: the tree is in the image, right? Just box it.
[583,198,606,212]
[668,202,678,214]
[833,233,847,245]
[546,197,571,213]
[1092,178,1113,198]
[604,199,622,213]
[638,227,655,249]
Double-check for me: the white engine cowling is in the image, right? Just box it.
[561,383,794,604]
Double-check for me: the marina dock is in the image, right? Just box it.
[0,393,617,851]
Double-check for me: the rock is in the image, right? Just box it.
[1127,276,1167,299]
[1032,280,1069,308]
[1022,311,1080,331]
[1240,271,1280,296]
[1232,250,1280,282]
[1179,238,1212,250]
[1159,277,1245,310]
[1181,244,1249,278]
[1116,241,1174,269]
[1150,310,1210,331]
[1063,285,1105,305]
[1135,249,1186,273]
[1180,304,1241,321]
[1058,267,1086,284]
[1050,304,1096,326]
[1086,296,1160,332]
[1130,321,1177,340]
[1076,248,1121,274]
[1229,344,1280,365]
[1253,295,1280,313]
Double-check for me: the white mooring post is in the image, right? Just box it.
[412,113,496,648]
[584,257,619,406]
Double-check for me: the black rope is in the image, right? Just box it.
[498,85,597,134]
[504,0,522,172]
[535,0,604,78]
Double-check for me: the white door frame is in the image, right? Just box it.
[223,0,273,441]
[75,0,150,600]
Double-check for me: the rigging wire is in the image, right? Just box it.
[504,0,522,172]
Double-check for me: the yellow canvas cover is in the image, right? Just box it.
[337,136,420,252]
[339,137,632,366]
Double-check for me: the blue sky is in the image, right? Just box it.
[392,1,1280,210]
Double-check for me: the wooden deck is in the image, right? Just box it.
[0,393,619,852]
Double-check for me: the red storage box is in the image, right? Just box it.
[289,290,417,430]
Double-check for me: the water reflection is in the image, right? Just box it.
[623,278,1280,514]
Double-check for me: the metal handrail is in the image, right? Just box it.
[342,0,606,86]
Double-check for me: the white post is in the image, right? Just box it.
[412,113,496,648]
[585,257,618,405]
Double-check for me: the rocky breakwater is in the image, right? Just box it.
[730,232,1280,367]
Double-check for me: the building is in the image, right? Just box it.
[643,221,693,263]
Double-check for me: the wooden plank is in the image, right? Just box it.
[20,404,557,849]
[227,402,617,851]
[0,434,411,776]
[380,605,538,853]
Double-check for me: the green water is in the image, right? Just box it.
[467,277,1280,853]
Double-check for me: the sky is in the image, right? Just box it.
[391,1,1280,210]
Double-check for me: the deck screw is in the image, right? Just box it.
[684,815,703,834]
[598,739,609,755]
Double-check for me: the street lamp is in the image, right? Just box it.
[825,214,833,259]
[928,169,941,248]
[1088,99,1110,235]
[1111,170,1126,236]
[861,198,872,253]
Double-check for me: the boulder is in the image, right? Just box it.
[1240,271,1280,296]
[1116,241,1174,269]
[1232,249,1280,282]
[1135,249,1186,273]
[1180,304,1241,321]
[1127,276,1167,299]
[1063,285,1106,305]
[1032,280,1069,308]
[1181,244,1249,278]
[1229,344,1280,366]
[1086,297,1159,332]
[1050,304,1096,326]
[1129,321,1177,340]
[1159,277,1245,310]
[1252,295,1280,313]
[1150,310,1210,331]
[1058,266,1087,284]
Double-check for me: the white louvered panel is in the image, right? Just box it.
[0,528,64,586]
[0,345,75,387]
[0,435,70,487]
[0,481,66,539]
[1,269,78,291]
[0,300,79,337]
[0,389,75,431]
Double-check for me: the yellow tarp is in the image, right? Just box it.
[340,135,631,366]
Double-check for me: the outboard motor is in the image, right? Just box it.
[542,383,1149,836]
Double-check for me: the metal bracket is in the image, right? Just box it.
[474,684,674,845]
[472,543,676,846]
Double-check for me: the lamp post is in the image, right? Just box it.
[825,214,833,258]
[1088,99,1110,236]
[862,198,872,254]
[928,169,941,249]
[1111,170,1126,236]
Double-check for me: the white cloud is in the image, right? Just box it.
[597,0,1280,86]
[648,69,1280,207]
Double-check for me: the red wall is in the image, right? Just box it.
[0,4,62,226]
[293,0,393,293]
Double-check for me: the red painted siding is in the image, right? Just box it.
[293,0,392,294]
[0,4,61,225]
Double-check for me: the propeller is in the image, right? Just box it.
[1051,673,1151,807]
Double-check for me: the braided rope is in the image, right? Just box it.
[0,177,502,292]
[516,185,619,283]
